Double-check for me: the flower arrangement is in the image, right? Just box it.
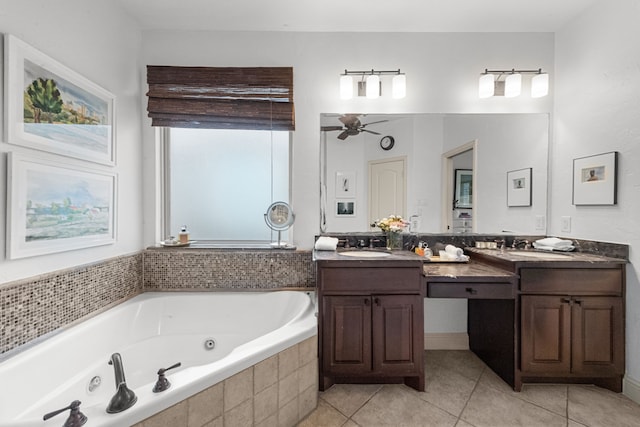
[370,215,409,233]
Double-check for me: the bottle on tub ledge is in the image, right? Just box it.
[178,225,190,244]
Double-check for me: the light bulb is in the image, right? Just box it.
[366,74,380,99]
[504,73,522,98]
[392,74,406,99]
[531,73,549,98]
[339,75,353,100]
[478,74,495,98]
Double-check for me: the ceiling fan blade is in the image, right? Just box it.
[337,131,350,140]
[321,126,344,132]
[361,119,388,127]
[361,129,381,135]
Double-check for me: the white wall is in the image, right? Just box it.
[140,31,554,248]
[553,0,640,399]
[0,1,143,283]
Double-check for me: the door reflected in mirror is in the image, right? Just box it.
[320,113,549,235]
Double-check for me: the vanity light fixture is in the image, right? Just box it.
[339,69,406,99]
[479,68,549,98]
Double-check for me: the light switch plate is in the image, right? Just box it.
[535,215,546,231]
[561,216,572,233]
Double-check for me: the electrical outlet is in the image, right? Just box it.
[535,215,546,231]
[561,216,572,233]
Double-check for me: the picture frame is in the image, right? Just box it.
[4,34,116,165]
[454,169,473,209]
[7,153,117,259]
[573,151,618,205]
[335,200,356,217]
[335,171,356,198]
[507,167,532,207]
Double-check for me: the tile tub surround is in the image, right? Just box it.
[133,336,318,427]
[0,252,142,356]
[143,248,315,290]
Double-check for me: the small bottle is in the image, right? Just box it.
[415,241,425,257]
[423,242,433,259]
[178,226,189,244]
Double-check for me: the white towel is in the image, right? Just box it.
[315,236,339,251]
[445,244,464,258]
[533,237,574,251]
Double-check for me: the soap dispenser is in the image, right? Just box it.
[178,226,189,244]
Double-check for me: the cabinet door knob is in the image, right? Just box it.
[374,297,381,306]
[561,297,572,304]
[465,287,478,295]
[364,298,370,306]
[573,298,583,305]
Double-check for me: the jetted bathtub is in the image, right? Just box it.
[0,291,317,426]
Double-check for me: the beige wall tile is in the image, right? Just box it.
[298,359,318,393]
[255,413,278,427]
[278,344,299,380]
[298,384,318,420]
[278,395,299,427]
[254,383,279,424]
[279,371,300,408]
[188,382,223,426]
[141,400,188,427]
[255,354,279,394]
[298,336,317,366]
[224,367,253,410]
[202,416,223,427]
[224,399,253,427]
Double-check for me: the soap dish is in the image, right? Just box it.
[159,240,195,247]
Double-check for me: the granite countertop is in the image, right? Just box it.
[313,249,424,263]
[465,247,627,264]
[424,260,517,282]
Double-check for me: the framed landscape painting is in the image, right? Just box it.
[573,151,618,205]
[7,153,117,259]
[4,35,116,165]
[507,167,532,207]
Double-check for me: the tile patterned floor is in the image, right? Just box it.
[298,350,640,427]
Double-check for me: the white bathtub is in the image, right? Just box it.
[0,291,317,426]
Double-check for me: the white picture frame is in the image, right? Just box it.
[335,171,356,198]
[7,153,117,259]
[573,151,618,205]
[507,167,532,207]
[4,34,116,165]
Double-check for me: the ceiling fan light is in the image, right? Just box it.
[478,73,495,98]
[504,73,522,98]
[531,73,549,98]
[392,74,406,99]
[339,75,353,100]
[366,74,380,99]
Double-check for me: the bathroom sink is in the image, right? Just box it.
[339,251,391,258]
[506,251,570,260]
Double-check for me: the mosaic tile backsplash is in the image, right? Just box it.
[143,249,315,290]
[1,249,315,356]
[0,253,142,356]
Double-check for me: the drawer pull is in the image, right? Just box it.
[374,297,381,306]
[364,298,370,306]
[562,297,572,304]
[465,287,478,295]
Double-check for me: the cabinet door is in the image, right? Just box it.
[521,295,571,374]
[572,296,624,376]
[372,294,423,374]
[322,296,372,375]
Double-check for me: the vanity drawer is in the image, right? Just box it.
[319,267,422,294]
[520,267,623,294]
[427,282,515,299]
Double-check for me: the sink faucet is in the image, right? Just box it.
[106,353,137,414]
[512,239,531,249]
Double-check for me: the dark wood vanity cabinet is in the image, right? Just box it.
[519,266,625,391]
[317,262,424,391]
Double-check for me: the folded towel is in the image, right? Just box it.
[533,237,575,252]
[445,244,464,258]
[438,250,469,262]
[315,236,339,251]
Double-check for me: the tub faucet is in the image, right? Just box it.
[106,353,137,414]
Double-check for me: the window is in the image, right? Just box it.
[165,128,290,244]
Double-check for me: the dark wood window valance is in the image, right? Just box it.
[146,66,295,131]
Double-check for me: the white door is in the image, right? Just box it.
[368,157,406,226]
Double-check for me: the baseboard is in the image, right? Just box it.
[624,376,640,404]
[424,333,469,350]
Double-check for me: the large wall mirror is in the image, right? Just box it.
[320,113,549,235]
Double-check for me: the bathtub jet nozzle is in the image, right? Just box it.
[106,353,137,414]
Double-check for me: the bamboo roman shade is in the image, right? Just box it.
[146,66,295,131]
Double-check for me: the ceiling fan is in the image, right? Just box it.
[321,114,388,140]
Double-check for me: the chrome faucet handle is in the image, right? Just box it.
[153,362,182,393]
[369,238,380,249]
[43,400,87,426]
